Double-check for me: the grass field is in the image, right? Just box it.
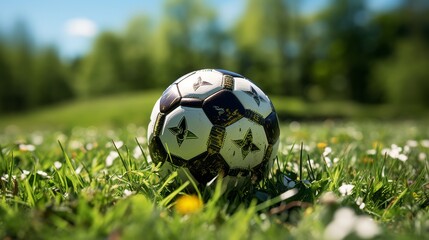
[1,93,428,239]
[1,90,428,131]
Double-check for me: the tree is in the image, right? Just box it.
[76,32,125,97]
[370,1,429,106]
[312,0,374,102]
[32,47,74,106]
[0,39,14,112]
[232,0,290,94]
[373,38,429,106]
[151,0,219,86]
[122,16,156,89]
[6,20,35,111]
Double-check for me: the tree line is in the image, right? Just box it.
[1,0,429,113]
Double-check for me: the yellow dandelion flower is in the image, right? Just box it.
[330,137,338,144]
[372,141,383,149]
[175,195,203,215]
[317,142,328,150]
[304,206,314,216]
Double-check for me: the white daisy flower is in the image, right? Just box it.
[123,189,134,197]
[37,170,50,178]
[406,140,418,148]
[133,146,142,159]
[19,144,36,152]
[54,161,63,170]
[421,139,429,148]
[106,151,119,167]
[339,183,355,196]
[324,207,356,240]
[354,216,381,239]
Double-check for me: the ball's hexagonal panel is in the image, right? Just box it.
[269,140,280,163]
[159,106,212,160]
[173,71,196,84]
[234,78,272,118]
[160,161,198,185]
[220,118,268,169]
[159,84,181,114]
[264,111,280,144]
[177,69,224,99]
[148,136,167,164]
[203,90,245,126]
[147,99,160,141]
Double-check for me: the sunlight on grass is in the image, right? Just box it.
[0,121,428,239]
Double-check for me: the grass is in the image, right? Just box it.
[0,93,429,239]
[0,90,162,130]
[2,90,428,131]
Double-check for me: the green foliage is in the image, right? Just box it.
[32,47,74,105]
[151,0,221,86]
[373,38,429,106]
[77,32,125,97]
[232,0,288,95]
[122,16,156,90]
[1,1,429,114]
[0,22,74,113]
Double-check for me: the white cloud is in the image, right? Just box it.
[65,18,97,37]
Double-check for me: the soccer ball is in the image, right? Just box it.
[147,69,280,188]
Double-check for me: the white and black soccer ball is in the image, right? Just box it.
[147,69,280,188]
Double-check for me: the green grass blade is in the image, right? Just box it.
[58,140,84,191]
[254,188,298,212]
[159,181,190,207]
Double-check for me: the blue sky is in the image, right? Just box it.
[0,0,401,58]
[0,0,165,58]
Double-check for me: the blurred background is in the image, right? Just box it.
[0,0,428,119]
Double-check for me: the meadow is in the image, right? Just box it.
[0,92,428,239]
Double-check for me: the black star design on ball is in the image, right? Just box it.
[233,128,260,160]
[244,86,265,106]
[168,117,198,147]
[193,76,212,91]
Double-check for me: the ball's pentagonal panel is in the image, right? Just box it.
[160,84,181,114]
[220,118,268,169]
[180,97,204,108]
[234,78,272,118]
[202,90,245,126]
[264,111,280,144]
[177,70,224,99]
[215,69,244,78]
[159,106,212,160]
[187,153,229,185]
